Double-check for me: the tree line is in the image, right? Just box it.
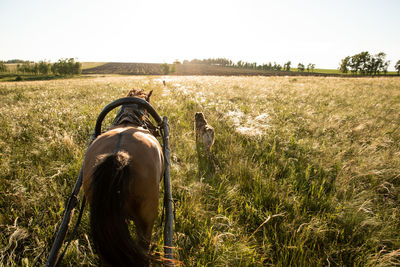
[4,59,33,64]
[338,51,398,75]
[0,58,82,76]
[183,58,234,66]
[182,58,316,72]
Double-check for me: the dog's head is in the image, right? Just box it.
[195,112,207,124]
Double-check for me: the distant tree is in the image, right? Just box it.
[52,59,65,75]
[297,63,305,72]
[234,60,262,70]
[0,61,7,72]
[395,60,400,75]
[307,63,315,73]
[74,61,82,75]
[341,51,390,76]
[349,53,362,74]
[161,63,169,74]
[184,58,232,66]
[383,60,390,75]
[347,52,369,74]
[284,61,291,71]
[173,59,181,65]
[67,58,75,74]
[17,63,23,73]
[272,62,282,71]
[169,64,176,74]
[357,51,371,75]
[18,62,34,73]
[6,59,31,64]
[374,52,387,75]
[52,58,81,76]
[212,58,232,66]
[32,63,39,74]
[180,57,298,72]
[51,63,57,75]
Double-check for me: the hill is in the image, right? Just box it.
[82,62,165,75]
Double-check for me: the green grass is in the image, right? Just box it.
[0,73,82,82]
[290,68,398,76]
[289,68,341,74]
[5,62,106,72]
[1,76,400,266]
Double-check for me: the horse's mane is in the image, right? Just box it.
[111,89,158,136]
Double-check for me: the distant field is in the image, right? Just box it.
[82,62,344,76]
[82,62,399,76]
[176,63,289,76]
[82,62,165,75]
[81,62,106,70]
[4,64,18,72]
[4,62,397,77]
[1,76,400,266]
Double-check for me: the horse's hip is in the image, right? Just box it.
[82,127,164,204]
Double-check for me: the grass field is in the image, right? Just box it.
[4,62,106,72]
[3,64,18,73]
[82,63,335,76]
[82,63,399,77]
[4,62,398,77]
[290,68,398,76]
[1,76,400,266]
[290,68,342,74]
[80,62,106,70]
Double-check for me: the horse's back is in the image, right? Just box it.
[82,125,164,215]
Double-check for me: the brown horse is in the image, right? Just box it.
[82,89,164,266]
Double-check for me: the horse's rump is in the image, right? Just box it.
[89,151,149,266]
[83,126,163,266]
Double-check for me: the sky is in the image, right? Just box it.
[1,0,399,69]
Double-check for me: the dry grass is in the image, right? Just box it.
[1,75,400,266]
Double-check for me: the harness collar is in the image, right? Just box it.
[112,104,159,137]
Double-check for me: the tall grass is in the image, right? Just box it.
[0,76,399,266]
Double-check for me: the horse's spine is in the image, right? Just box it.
[89,151,148,267]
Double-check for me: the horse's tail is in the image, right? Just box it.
[89,151,149,267]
